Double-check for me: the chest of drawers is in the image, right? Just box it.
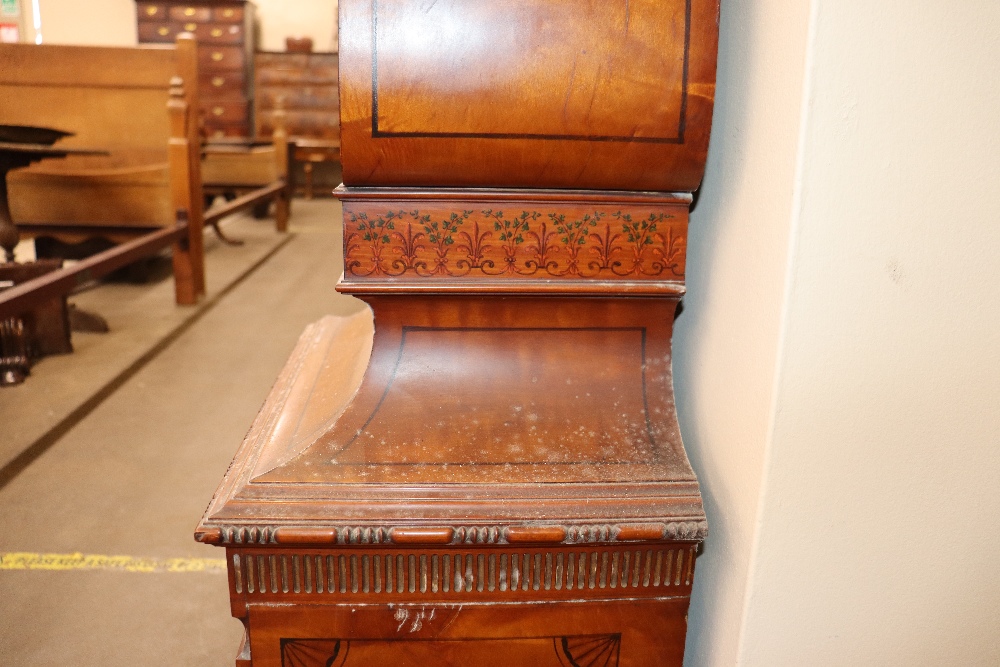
[255,50,340,197]
[136,1,256,139]
[254,51,340,142]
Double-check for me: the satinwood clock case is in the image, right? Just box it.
[197,1,720,665]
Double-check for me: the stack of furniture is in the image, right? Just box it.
[1,36,206,306]
[136,1,256,140]
[197,0,720,664]
[255,44,340,198]
[0,259,70,385]
[136,3,292,232]
[0,37,206,386]
[1,35,291,386]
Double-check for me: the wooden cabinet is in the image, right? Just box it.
[255,51,341,196]
[254,51,340,142]
[198,0,720,664]
[136,1,255,139]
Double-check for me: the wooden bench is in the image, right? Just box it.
[0,36,206,305]
[1,36,290,307]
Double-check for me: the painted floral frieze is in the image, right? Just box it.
[343,207,686,280]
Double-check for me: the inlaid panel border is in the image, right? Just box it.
[369,0,693,143]
[341,325,659,465]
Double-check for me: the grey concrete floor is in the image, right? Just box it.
[0,198,365,666]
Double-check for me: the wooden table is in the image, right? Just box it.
[0,141,107,262]
[0,140,106,385]
[292,139,339,199]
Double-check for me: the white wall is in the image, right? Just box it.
[678,0,1000,664]
[29,0,137,45]
[253,0,337,52]
[673,0,814,663]
[26,0,337,51]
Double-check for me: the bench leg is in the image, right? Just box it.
[171,239,197,305]
[172,214,205,305]
[275,190,290,233]
[303,162,314,200]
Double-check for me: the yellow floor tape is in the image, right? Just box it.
[0,552,227,573]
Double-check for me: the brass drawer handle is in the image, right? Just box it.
[184,7,196,16]
[211,52,224,61]
[157,26,170,36]
[210,27,223,37]
[211,76,225,87]
[212,106,225,117]
[146,6,159,16]
[185,22,197,31]
[223,8,235,18]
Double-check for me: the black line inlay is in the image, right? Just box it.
[369,0,692,144]
[336,326,658,466]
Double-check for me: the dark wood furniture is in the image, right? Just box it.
[198,0,720,664]
[136,1,256,140]
[254,50,340,198]
[0,133,104,385]
[0,259,70,385]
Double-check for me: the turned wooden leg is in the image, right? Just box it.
[303,162,314,200]
[0,170,20,263]
[0,316,30,385]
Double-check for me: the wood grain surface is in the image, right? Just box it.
[340,0,719,191]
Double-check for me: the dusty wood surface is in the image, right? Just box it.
[198,0,720,663]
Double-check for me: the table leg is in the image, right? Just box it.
[0,170,20,263]
[304,162,314,200]
[0,316,29,385]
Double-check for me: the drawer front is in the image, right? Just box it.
[204,120,250,139]
[259,110,340,140]
[257,85,339,110]
[201,70,246,95]
[257,66,337,86]
[137,21,179,43]
[256,62,339,86]
[137,3,167,20]
[246,599,691,667]
[203,97,249,124]
[212,5,245,23]
[256,53,309,70]
[199,45,245,71]
[257,53,339,68]
[186,21,244,44]
[139,21,244,44]
[168,5,212,22]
